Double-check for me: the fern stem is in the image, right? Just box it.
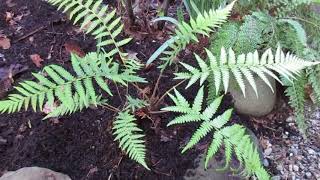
[155,79,187,107]
[101,104,120,112]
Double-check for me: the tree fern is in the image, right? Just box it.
[113,110,149,169]
[46,0,131,61]
[175,46,319,97]
[146,1,236,69]
[0,52,146,118]
[162,87,269,180]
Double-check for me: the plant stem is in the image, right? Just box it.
[155,79,186,107]
[158,0,171,30]
[125,0,135,25]
[101,104,120,112]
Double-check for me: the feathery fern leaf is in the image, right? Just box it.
[113,110,149,169]
[146,1,236,69]
[283,74,308,135]
[175,46,319,97]
[46,0,131,61]
[162,87,269,179]
[0,52,145,117]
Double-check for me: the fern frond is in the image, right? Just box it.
[0,52,145,117]
[125,95,149,112]
[146,1,236,69]
[283,74,308,134]
[163,88,269,179]
[162,87,225,126]
[46,0,131,61]
[113,110,149,169]
[175,46,319,97]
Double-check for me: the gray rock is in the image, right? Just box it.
[276,165,284,171]
[229,75,276,117]
[184,154,242,180]
[0,136,7,145]
[263,159,269,167]
[305,172,312,179]
[293,165,299,172]
[0,167,71,180]
[264,148,273,156]
[271,176,281,180]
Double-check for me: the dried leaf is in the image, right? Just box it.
[0,37,11,49]
[30,54,44,68]
[43,101,58,114]
[5,12,14,22]
[64,41,85,57]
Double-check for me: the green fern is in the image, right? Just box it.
[162,87,269,180]
[283,74,308,135]
[0,52,146,118]
[46,0,131,61]
[113,110,149,169]
[146,1,236,69]
[175,46,319,97]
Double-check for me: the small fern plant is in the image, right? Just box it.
[0,0,151,170]
[46,0,132,61]
[147,1,236,69]
[162,87,270,180]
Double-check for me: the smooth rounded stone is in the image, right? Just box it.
[0,167,71,180]
[264,148,273,156]
[263,159,269,167]
[184,154,241,180]
[271,175,281,180]
[228,75,276,117]
[305,172,312,179]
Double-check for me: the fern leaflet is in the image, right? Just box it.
[113,110,149,169]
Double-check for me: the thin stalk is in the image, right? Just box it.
[125,0,135,25]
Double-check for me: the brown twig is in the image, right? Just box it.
[100,104,120,113]
[151,70,164,100]
[155,79,186,107]
[14,26,46,43]
[125,0,135,25]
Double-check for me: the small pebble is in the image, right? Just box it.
[293,165,299,172]
[263,159,269,167]
[305,172,312,178]
[276,165,284,171]
[272,176,281,180]
[264,148,272,156]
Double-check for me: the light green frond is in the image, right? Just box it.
[146,1,236,69]
[46,0,131,61]
[0,52,145,117]
[163,88,269,179]
[175,46,319,97]
[112,110,149,170]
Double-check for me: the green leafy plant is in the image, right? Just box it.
[147,1,236,69]
[162,87,270,180]
[113,110,149,169]
[175,47,318,96]
[47,0,132,61]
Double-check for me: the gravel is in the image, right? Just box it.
[260,102,320,179]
